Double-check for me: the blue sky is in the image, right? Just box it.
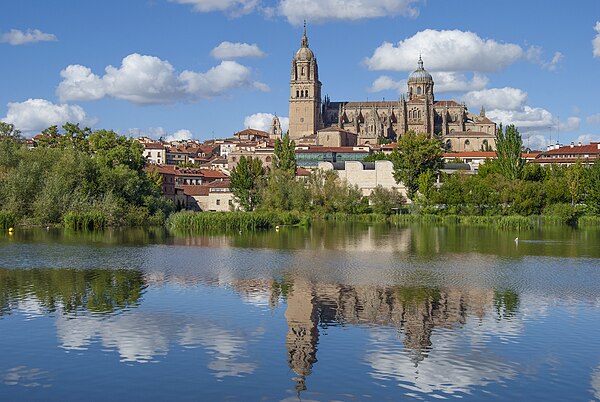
[1,0,599,149]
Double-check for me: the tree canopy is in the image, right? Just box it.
[230,156,265,211]
[495,124,525,180]
[390,131,443,200]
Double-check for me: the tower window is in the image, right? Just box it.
[417,87,422,95]
[296,90,299,98]
[305,90,309,97]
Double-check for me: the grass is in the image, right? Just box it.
[0,210,16,229]
[168,210,310,233]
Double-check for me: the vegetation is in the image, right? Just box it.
[494,124,525,180]
[168,210,309,232]
[389,130,444,200]
[229,156,266,211]
[0,123,173,228]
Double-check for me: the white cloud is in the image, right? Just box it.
[488,106,553,129]
[2,99,95,134]
[365,30,524,72]
[0,29,57,45]
[526,47,564,71]
[211,42,265,60]
[575,134,600,144]
[167,129,194,142]
[593,22,600,58]
[57,54,268,105]
[586,113,600,125]
[170,0,259,16]
[128,127,194,141]
[277,0,420,25]
[368,76,405,93]
[57,65,105,102]
[244,113,289,133]
[559,117,580,132]
[462,87,528,111]
[432,72,488,93]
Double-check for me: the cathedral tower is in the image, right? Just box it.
[289,23,322,140]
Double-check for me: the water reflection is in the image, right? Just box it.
[1,225,600,400]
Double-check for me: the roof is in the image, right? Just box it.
[537,143,600,157]
[143,143,166,149]
[296,146,370,153]
[147,164,229,178]
[444,131,495,138]
[443,152,540,159]
[434,100,462,107]
[318,126,358,136]
[235,128,269,138]
[177,180,231,197]
[295,167,311,177]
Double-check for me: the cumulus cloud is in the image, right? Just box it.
[432,72,489,93]
[170,0,258,16]
[586,113,600,125]
[244,112,289,133]
[526,47,564,71]
[128,127,194,141]
[2,99,95,134]
[365,30,524,72]
[277,0,420,25]
[593,22,600,58]
[0,29,57,45]
[57,53,268,105]
[488,106,554,129]
[575,134,600,144]
[211,42,265,60]
[370,72,487,94]
[462,87,528,111]
[368,76,405,93]
[559,117,580,132]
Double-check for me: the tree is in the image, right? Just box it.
[230,156,265,211]
[586,160,600,214]
[0,122,21,142]
[389,131,443,200]
[369,186,404,215]
[273,132,296,173]
[495,124,525,180]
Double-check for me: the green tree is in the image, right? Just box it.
[390,131,443,200]
[566,161,587,206]
[230,156,265,211]
[0,122,22,142]
[586,160,600,214]
[369,186,404,215]
[495,124,525,180]
[273,132,296,173]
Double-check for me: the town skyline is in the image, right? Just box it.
[1,0,599,149]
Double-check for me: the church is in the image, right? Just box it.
[287,26,497,152]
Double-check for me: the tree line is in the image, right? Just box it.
[0,122,173,228]
[230,125,600,225]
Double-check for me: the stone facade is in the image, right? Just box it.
[288,29,496,151]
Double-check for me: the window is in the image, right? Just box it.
[305,90,309,97]
[417,87,422,95]
[464,139,470,147]
[216,199,221,206]
[228,199,233,206]
[296,90,299,98]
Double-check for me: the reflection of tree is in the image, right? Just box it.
[0,268,145,315]
[494,289,519,318]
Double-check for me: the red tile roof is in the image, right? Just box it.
[296,146,370,153]
[537,143,600,157]
[143,143,166,149]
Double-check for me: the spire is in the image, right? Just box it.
[418,54,424,70]
[480,105,486,117]
[301,20,309,48]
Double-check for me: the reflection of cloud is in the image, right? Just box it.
[0,366,51,388]
[593,365,600,400]
[55,310,259,377]
[180,325,257,377]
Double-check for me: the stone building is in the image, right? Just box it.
[288,27,496,150]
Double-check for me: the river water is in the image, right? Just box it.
[1,224,599,401]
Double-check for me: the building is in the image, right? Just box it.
[318,160,408,198]
[288,26,496,150]
[534,142,600,166]
[142,142,167,165]
[296,146,370,168]
[175,181,235,212]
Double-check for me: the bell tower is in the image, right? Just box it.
[289,22,322,140]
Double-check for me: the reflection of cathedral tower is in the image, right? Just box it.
[288,23,322,140]
[284,278,319,391]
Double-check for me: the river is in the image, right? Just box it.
[1,224,599,401]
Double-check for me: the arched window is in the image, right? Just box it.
[296,90,299,98]
[417,86,422,95]
[265,156,272,162]
[417,110,421,119]
[464,139,470,147]
[305,90,309,97]
[301,66,305,75]
[445,139,452,150]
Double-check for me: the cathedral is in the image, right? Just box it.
[288,26,497,152]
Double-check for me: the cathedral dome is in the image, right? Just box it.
[408,56,433,83]
[296,46,314,61]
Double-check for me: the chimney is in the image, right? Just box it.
[578,142,582,147]
[570,142,574,148]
